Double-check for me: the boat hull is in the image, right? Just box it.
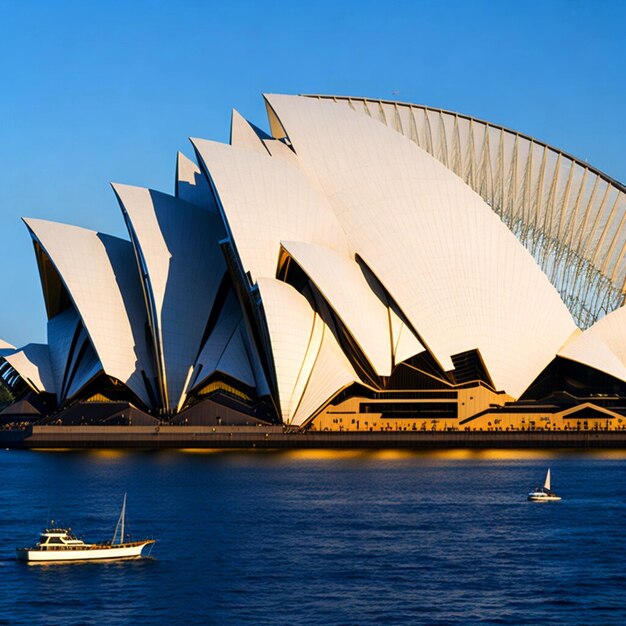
[527,494,561,501]
[16,540,154,563]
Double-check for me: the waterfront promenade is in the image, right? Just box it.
[2,424,626,450]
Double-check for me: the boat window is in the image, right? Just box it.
[48,537,65,544]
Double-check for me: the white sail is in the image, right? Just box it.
[544,469,551,491]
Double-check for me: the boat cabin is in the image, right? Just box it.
[37,529,87,549]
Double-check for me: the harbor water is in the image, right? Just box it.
[1,449,625,625]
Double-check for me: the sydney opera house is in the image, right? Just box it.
[1,94,625,432]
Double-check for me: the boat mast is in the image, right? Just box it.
[120,493,126,544]
[112,493,127,544]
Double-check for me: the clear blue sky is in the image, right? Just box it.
[1,0,624,346]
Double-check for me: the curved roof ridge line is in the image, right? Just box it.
[302,94,624,191]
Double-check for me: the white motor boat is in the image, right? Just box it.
[16,494,155,563]
[528,468,562,501]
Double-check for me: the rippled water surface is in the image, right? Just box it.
[0,449,625,625]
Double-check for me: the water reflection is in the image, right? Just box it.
[0,450,625,624]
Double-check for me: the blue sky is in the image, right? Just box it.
[0,0,624,346]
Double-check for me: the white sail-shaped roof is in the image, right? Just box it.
[0,340,14,350]
[291,322,359,426]
[240,318,272,399]
[191,138,350,283]
[559,306,626,382]
[230,110,297,163]
[389,308,424,366]
[282,240,414,376]
[47,308,83,399]
[212,324,256,388]
[24,219,155,407]
[66,344,102,400]
[0,344,55,394]
[175,152,217,212]
[308,95,626,331]
[256,278,357,425]
[230,109,270,155]
[264,94,577,398]
[46,308,103,402]
[57,321,102,402]
[190,288,256,391]
[113,184,228,412]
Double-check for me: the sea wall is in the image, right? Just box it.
[2,425,626,449]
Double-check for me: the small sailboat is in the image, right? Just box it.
[527,468,562,501]
[16,494,155,563]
